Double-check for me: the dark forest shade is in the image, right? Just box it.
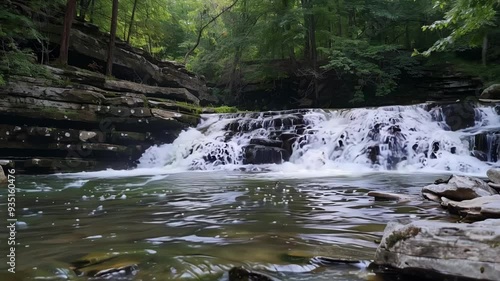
[106,0,119,76]
[58,0,77,66]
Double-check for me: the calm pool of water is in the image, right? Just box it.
[0,171,452,280]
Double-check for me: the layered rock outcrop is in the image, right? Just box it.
[0,66,202,173]
[37,21,217,106]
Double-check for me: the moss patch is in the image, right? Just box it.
[213,106,238,113]
[385,226,421,248]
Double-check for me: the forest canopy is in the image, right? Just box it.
[1,0,499,104]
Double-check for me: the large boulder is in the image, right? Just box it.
[487,168,500,184]
[374,219,500,281]
[422,175,496,202]
[480,84,500,100]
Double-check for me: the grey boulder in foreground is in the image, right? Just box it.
[374,219,500,281]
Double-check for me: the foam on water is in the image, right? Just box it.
[66,103,500,179]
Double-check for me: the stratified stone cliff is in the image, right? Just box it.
[0,66,203,173]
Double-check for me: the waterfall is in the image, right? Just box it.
[138,102,500,175]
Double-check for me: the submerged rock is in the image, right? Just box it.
[228,267,274,281]
[421,175,496,202]
[368,191,415,202]
[70,253,139,278]
[374,219,500,281]
[0,166,6,184]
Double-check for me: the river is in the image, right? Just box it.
[1,102,498,280]
[2,171,452,280]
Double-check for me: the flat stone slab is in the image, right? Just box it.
[482,201,500,217]
[374,219,500,281]
[422,175,496,202]
[368,191,415,202]
[441,195,500,220]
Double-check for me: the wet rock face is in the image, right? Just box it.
[374,219,500,281]
[440,102,476,131]
[249,138,283,148]
[243,145,290,165]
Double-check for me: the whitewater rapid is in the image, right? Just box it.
[64,102,500,179]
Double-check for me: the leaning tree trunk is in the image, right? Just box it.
[126,0,139,44]
[184,0,239,64]
[106,0,119,76]
[78,0,91,21]
[58,0,77,66]
[89,0,95,23]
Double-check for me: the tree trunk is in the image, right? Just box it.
[482,33,488,66]
[301,0,319,106]
[58,0,77,66]
[106,0,119,76]
[337,0,342,36]
[126,0,139,44]
[229,46,242,95]
[405,21,411,50]
[89,0,95,23]
[148,35,153,56]
[281,0,295,62]
[302,0,311,59]
[78,0,91,21]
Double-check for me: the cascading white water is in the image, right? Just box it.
[138,103,500,176]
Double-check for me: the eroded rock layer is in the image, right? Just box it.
[0,67,201,173]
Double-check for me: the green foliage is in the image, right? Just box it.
[427,53,500,86]
[213,106,238,113]
[0,1,57,83]
[321,38,419,103]
[0,48,52,80]
[3,0,497,107]
[0,5,40,40]
[417,0,499,55]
